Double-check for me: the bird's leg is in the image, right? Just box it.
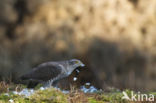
[52,80,59,88]
[44,79,53,88]
[49,79,53,88]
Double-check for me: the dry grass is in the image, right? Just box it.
[0,81,9,93]
[68,90,88,103]
[0,81,26,93]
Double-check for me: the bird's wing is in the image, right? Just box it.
[21,62,63,81]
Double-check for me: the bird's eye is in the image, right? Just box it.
[75,61,79,64]
[69,60,79,65]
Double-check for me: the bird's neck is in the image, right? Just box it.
[66,65,77,76]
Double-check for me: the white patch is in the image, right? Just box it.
[73,77,77,81]
[62,90,69,94]
[67,72,71,75]
[80,85,98,93]
[9,99,14,103]
[19,89,34,97]
[85,82,91,85]
[4,93,9,96]
[13,88,34,97]
[40,87,45,90]
[76,69,80,73]
[12,91,18,95]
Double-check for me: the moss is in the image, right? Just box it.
[30,88,68,103]
[0,86,156,103]
[34,84,44,90]
[88,98,104,103]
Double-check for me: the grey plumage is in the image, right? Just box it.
[20,59,85,88]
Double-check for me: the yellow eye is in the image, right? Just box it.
[75,61,79,64]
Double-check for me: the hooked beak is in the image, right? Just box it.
[80,63,85,67]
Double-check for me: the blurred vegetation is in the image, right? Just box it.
[0,0,156,91]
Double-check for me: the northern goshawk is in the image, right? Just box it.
[20,59,85,88]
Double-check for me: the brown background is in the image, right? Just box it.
[0,0,156,91]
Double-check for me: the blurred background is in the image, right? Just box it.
[0,0,156,91]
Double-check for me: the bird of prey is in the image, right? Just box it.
[20,59,85,88]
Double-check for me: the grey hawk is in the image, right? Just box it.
[20,59,85,88]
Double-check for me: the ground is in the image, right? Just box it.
[0,82,155,103]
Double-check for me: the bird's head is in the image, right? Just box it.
[66,59,85,73]
[68,59,85,68]
[64,59,85,76]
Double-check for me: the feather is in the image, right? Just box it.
[21,62,62,81]
[20,59,85,88]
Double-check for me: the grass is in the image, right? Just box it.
[0,82,155,103]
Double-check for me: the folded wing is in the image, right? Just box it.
[21,62,62,82]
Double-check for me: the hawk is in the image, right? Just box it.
[20,59,85,88]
